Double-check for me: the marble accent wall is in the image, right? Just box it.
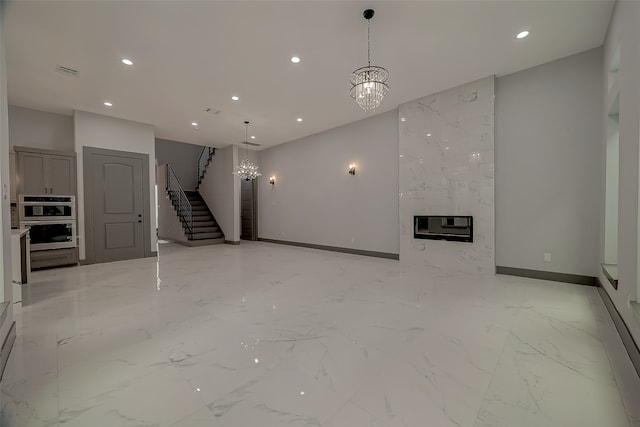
[399,76,495,273]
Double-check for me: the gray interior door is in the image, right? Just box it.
[240,179,255,240]
[90,152,145,263]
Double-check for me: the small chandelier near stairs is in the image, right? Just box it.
[233,121,262,181]
[350,8,389,111]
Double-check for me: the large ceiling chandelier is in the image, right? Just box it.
[350,9,389,111]
[233,121,262,181]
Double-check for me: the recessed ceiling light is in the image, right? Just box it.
[191,122,198,126]
[231,96,239,101]
[291,56,301,64]
[426,133,432,137]
[516,30,530,39]
[103,101,113,107]
[400,117,406,122]
[121,58,133,66]
[296,117,303,122]
[251,136,256,139]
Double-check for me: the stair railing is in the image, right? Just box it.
[197,146,215,188]
[166,164,193,234]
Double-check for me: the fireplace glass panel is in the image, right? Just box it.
[413,216,473,242]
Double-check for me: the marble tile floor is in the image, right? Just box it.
[1,241,639,427]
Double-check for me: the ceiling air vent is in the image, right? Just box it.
[56,65,79,77]
[245,142,261,147]
[205,108,221,115]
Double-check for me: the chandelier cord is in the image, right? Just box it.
[244,121,249,158]
[367,19,371,67]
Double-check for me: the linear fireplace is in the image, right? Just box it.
[413,216,473,242]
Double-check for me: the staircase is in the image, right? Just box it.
[166,160,224,246]
[183,191,224,242]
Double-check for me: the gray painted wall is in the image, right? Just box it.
[155,138,203,191]
[257,110,399,254]
[198,144,239,242]
[8,105,73,151]
[599,0,640,344]
[496,48,603,276]
[0,8,14,347]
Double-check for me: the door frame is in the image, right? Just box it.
[240,178,258,241]
[252,179,258,240]
[83,146,152,264]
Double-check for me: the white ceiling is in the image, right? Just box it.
[4,1,614,150]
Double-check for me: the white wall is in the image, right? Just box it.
[198,144,239,242]
[399,77,495,273]
[496,48,603,276]
[599,0,640,343]
[8,105,73,151]
[604,114,619,264]
[0,2,14,346]
[155,138,203,191]
[258,110,399,255]
[156,164,190,244]
[73,110,157,260]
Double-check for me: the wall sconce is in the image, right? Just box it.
[348,163,356,175]
[269,176,276,186]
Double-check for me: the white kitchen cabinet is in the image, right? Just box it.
[15,146,76,196]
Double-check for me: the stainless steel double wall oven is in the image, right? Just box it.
[19,195,77,251]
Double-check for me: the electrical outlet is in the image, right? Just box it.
[544,252,552,262]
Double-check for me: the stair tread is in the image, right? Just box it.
[191,227,220,233]
[176,213,209,218]
[188,232,223,240]
[183,223,214,229]
[180,237,225,247]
